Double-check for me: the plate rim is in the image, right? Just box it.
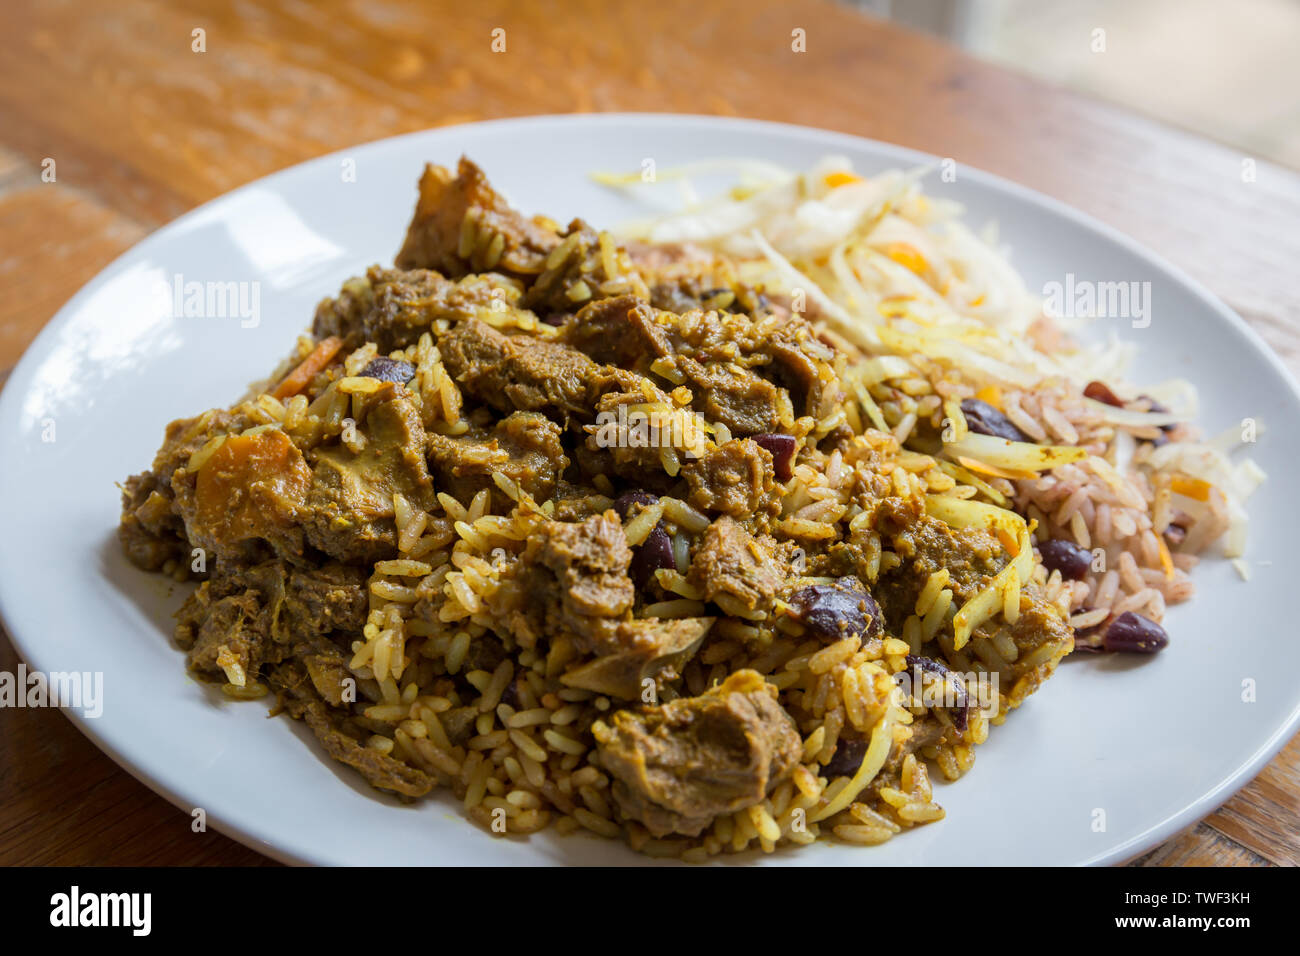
[3,112,1298,867]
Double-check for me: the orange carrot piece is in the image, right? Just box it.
[824,171,862,189]
[883,242,928,275]
[1155,534,1176,581]
[272,336,342,400]
[954,455,1038,482]
[1169,474,1212,502]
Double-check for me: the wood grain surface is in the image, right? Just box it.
[1,0,1296,867]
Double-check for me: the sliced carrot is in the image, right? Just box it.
[994,527,1020,558]
[974,385,1003,409]
[883,241,928,275]
[1155,534,1176,581]
[823,171,861,188]
[1169,474,1212,502]
[272,335,343,400]
[194,428,312,549]
[954,454,1038,482]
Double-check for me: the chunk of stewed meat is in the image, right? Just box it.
[439,318,641,422]
[788,576,883,644]
[426,411,568,510]
[560,616,713,700]
[681,438,777,520]
[687,517,784,613]
[593,670,801,836]
[302,385,437,563]
[395,157,560,278]
[486,511,634,653]
[560,294,671,371]
[269,660,435,797]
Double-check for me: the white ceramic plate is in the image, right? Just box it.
[2,114,1297,867]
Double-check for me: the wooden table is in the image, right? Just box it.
[1,0,1297,867]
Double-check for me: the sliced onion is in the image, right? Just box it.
[924,495,1034,650]
[1081,397,1187,428]
[809,686,895,822]
[945,432,1087,473]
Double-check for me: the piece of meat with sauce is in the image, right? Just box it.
[681,438,778,521]
[282,561,369,639]
[687,516,785,614]
[439,318,642,423]
[313,266,532,352]
[303,384,437,563]
[395,158,560,279]
[763,327,839,422]
[487,512,634,652]
[580,384,699,484]
[269,660,435,797]
[560,616,713,700]
[871,495,1004,623]
[118,470,191,572]
[176,559,367,683]
[523,221,648,316]
[664,307,842,433]
[297,641,356,707]
[676,355,787,436]
[119,407,261,571]
[176,580,268,680]
[426,410,568,509]
[183,428,314,562]
[593,669,801,837]
[559,294,670,372]
[558,295,843,438]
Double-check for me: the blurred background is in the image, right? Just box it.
[853,0,1300,169]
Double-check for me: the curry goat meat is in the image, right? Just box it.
[119,158,1073,853]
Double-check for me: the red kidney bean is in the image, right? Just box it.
[904,655,971,731]
[1102,611,1169,653]
[959,398,1030,442]
[1084,380,1124,407]
[821,735,868,777]
[1038,538,1093,580]
[359,357,416,384]
[752,433,797,481]
[629,524,675,589]
[613,490,659,517]
[789,576,883,643]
